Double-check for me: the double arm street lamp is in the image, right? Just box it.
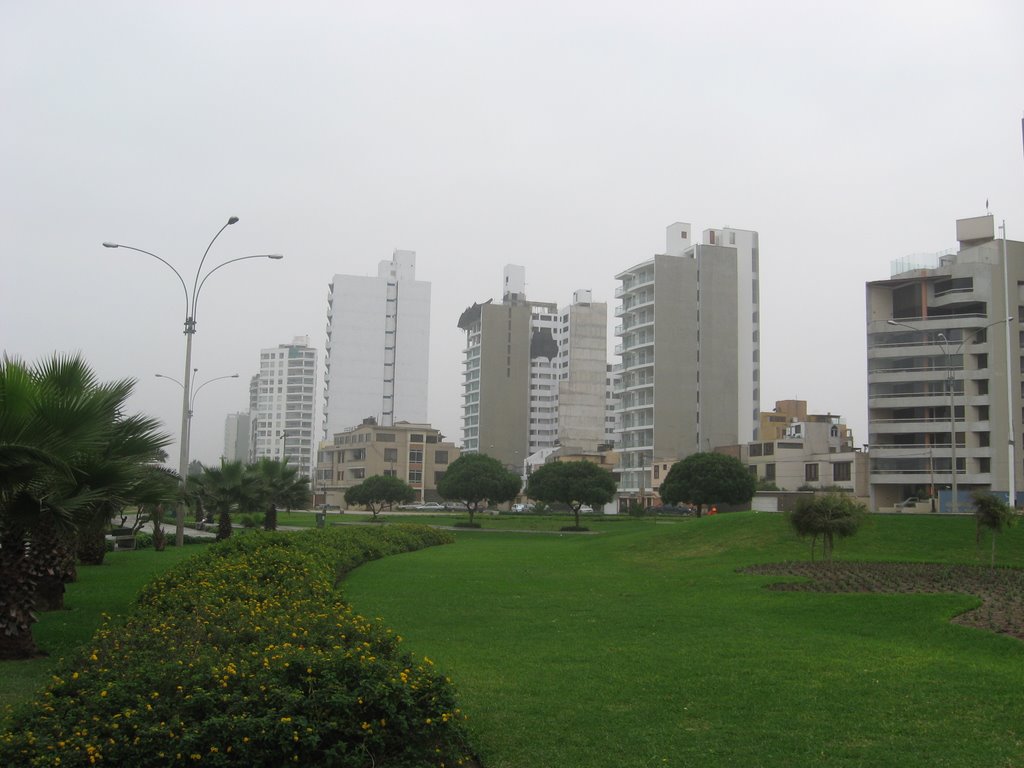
[887,317,1013,514]
[155,371,240,473]
[104,218,283,546]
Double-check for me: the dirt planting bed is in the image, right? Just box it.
[741,561,1024,640]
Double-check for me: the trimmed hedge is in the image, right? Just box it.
[0,526,474,767]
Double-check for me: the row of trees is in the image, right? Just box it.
[0,354,176,659]
[343,453,619,528]
[341,451,763,529]
[188,458,309,538]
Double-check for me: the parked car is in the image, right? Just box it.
[579,505,595,514]
[415,502,446,510]
[511,503,534,513]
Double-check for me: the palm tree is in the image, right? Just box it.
[194,460,250,540]
[0,354,137,657]
[73,414,172,566]
[248,458,309,530]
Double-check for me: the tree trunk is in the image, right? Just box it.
[76,525,108,566]
[264,503,277,531]
[216,509,233,541]
[574,506,581,529]
[34,528,75,611]
[0,533,42,659]
[991,532,996,569]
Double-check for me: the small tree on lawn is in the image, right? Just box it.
[344,475,416,521]
[659,452,755,516]
[789,492,864,562]
[526,460,616,530]
[972,491,1015,568]
[437,453,521,526]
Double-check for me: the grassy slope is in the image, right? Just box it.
[0,546,203,716]
[343,514,1024,768]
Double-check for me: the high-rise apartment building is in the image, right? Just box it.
[223,412,250,463]
[323,250,430,438]
[458,266,607,472]
[615,222,760,507]
[866,214,1024,511]
[251,336,318,478]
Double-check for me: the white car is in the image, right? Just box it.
[414,502,446,510]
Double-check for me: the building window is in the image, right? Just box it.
[384,448,398,462]
[376,432,396,442]
[833,462,852,482]
[764,464,775,481]
[805,463,819,482]
[409,449,424,463]
[409,470,423,483]
[435,450,449,464]
[653,464,660,480]
[434,471,445,484]
[410,434,425,443]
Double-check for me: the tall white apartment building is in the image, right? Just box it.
[458,266,607,471]
[251,336,318,478]
[323,250,430,438]
[866,214,1024,511]
[615,222,760,507]
[605,364,622,449]
[223,412,250,463]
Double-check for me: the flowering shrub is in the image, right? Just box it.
[0,526,475,767]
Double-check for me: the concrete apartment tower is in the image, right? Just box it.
[615,222,760,507]
[323,250,430,438]
[250,336,318,478]
[866,214,1024,511]
[223,412,250,463]
[458,266,607,472]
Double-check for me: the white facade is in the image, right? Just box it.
[323,250,431,439]
[605,364,622,448]
[615,222,760,505]
[223,412,250,463]
[251,336,318,478]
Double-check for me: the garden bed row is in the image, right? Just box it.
[0,526,475,767]
[742,561,1024,640]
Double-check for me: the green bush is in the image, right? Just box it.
[0,526,473,767]
[133,531,154,549]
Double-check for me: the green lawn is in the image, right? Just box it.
[343,513,1024,768]
[0,545,205,717]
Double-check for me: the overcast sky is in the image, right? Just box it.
[3,1,1023,468]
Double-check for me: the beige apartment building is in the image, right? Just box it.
[458,266,608,474]
[615,222,760,510]
[760,400,854,447]
[315,419,459,509]
[866,214,1024,511]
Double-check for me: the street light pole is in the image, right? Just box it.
[156,371,240,467]
[888,317,1012,514]
[104,219,283,546]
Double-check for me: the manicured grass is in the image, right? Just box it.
[0,545,206,718]
[343,513,1024,768]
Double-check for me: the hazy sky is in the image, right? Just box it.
[3,1,1023,468]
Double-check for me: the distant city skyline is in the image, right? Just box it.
[2,3,1022,469]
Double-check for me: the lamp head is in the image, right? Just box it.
[886,320,897,325]
[102,242,119,249]
[227,216,239,225]
[267,254,284,260]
